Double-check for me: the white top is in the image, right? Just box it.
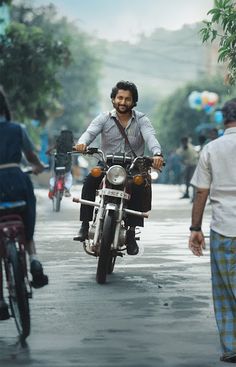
[191,127,236,236]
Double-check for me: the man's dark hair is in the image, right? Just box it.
[0,86,11,121]
[110,80,138,107]
[222,98,236,124]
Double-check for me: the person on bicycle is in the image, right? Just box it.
[47,129,74,198]
[73,80,164,255]
[0,87,48,320]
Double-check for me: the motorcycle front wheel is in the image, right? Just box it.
[96,210,115,284]
[107,255,116,274]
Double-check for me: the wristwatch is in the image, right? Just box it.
[189,226,202,232]
[154,152,163,157]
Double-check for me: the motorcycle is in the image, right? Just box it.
[72,148,156,284]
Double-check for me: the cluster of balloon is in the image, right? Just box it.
[188,91,219,114]
[214,110,223,124]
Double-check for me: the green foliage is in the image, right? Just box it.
[0,3,71,123]
[152,76,235,153]
[0,0,12,5]
[2,1,101,140]
[52,21,101,137]
[200,0,236,84]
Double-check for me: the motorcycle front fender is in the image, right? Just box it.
[105,203,118,213]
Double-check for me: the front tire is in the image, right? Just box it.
[6,241,30,339]
[96,211,115,284]
[107,255,116,275]
[53,190,61,212]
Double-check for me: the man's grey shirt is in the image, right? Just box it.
[78,109,161,157]
[191,127,236,237]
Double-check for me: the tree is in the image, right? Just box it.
[0,21,71,122]
[200,0,236,84]
[152,76,236,153]
[7,2,101,137]
[0,1,12,5]
[0,3,71,124]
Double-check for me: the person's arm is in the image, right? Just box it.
[188,145,211,256]
[20,125,44,174]
[188,187,209,256]
[24,150,45,174]
[75,113,108,152]
[138,115,161,154]
[137,115,164,170]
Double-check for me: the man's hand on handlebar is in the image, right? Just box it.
[74,143,87,152]
[152,156,164,171]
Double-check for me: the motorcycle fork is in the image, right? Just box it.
[113,198,125,249]
[93,194,105,247]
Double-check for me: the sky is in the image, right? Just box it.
[34,0,214,43]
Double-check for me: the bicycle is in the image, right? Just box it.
[0,164,49,342]
[0,200,31,341]
[48,152,71,212]
[51,165,66,212]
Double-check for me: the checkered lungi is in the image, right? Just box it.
[210,229,236,356]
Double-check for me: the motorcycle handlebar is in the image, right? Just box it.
[68,147,100,155]
[68,148,165,168]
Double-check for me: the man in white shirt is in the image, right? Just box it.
[188,98,236,363]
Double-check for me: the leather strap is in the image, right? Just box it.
[113,118,137,157]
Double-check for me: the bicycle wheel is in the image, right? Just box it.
[6,241,30,339]
[96,210,115,284]
[53,190,61,212]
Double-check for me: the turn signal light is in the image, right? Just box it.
[90,166,102,177]
[133,175,144,185]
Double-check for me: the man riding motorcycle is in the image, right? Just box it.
[73,80,164,255]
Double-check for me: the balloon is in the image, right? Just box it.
[195,95,202,105]
[208,92,219,105]
[188,91,201,108]
[201,91,210,105]
[204,104,213,114]
[188,90,219,113]
[214,110,223,124]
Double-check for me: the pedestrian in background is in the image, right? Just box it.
[188,98,236,363]
[176,136,198,199]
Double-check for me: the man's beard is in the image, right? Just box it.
[113,102,133,114]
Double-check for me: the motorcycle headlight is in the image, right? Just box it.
[107,165,126,185]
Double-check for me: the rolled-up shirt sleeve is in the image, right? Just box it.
[190,147,211,188]
[139,115,161,155]
[78,113,106,145]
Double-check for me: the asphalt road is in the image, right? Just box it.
[0,184,224,367]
